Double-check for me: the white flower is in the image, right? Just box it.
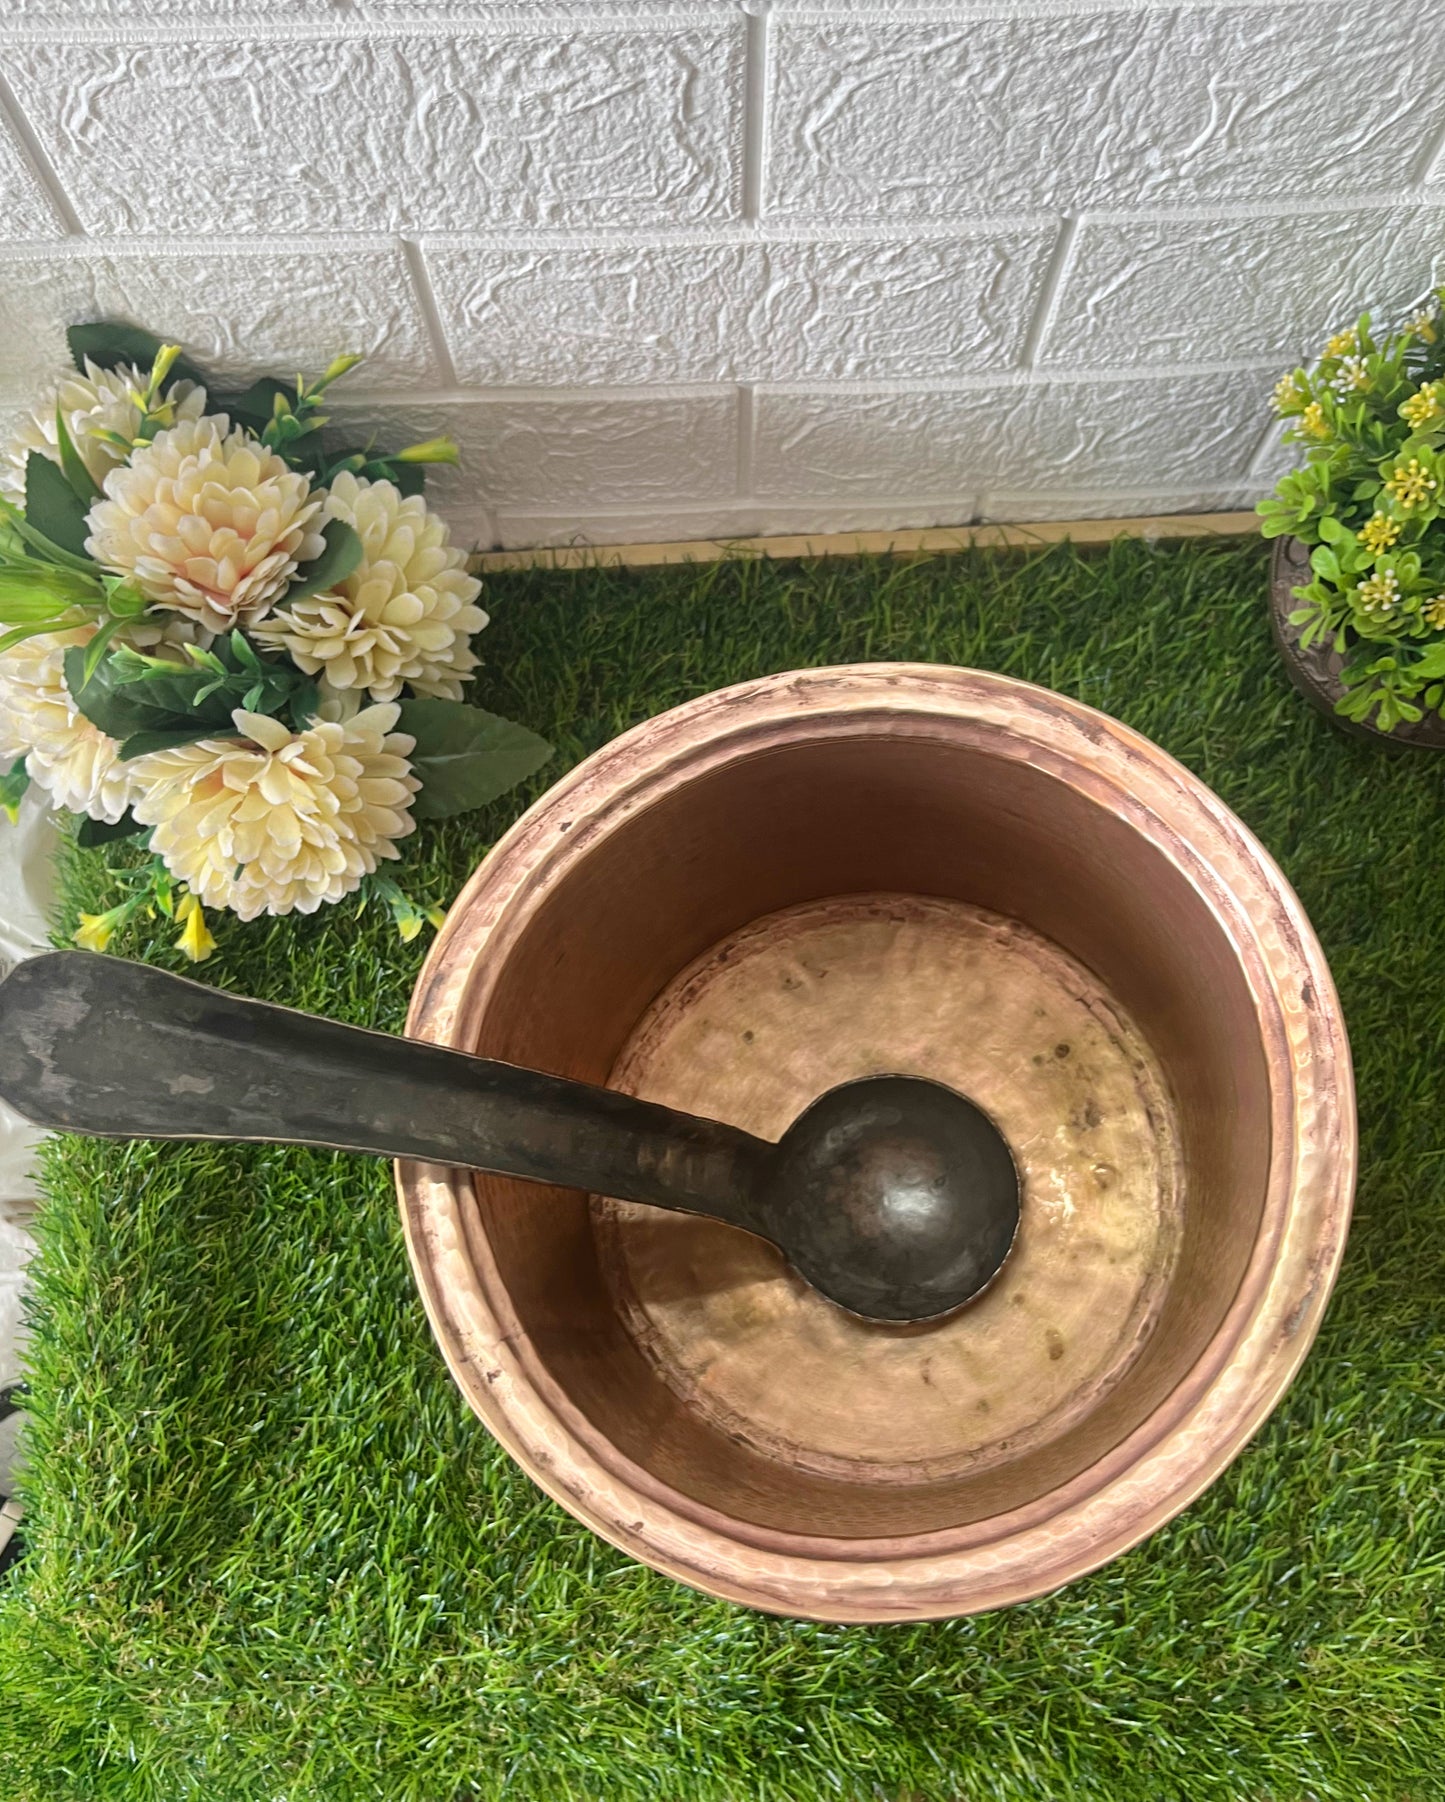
[254,472,487,702]
[130,704,419,920]
[1355,571,1401,618]
[1,360,205,506]
[1331,355,1370,398]
[0,624,138,822]
[85,415,325,635]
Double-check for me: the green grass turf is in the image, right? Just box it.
[2,536,1443,1801]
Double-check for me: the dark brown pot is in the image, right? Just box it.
[1269,535,1445,750]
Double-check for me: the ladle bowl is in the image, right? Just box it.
[401,664,1354,1622]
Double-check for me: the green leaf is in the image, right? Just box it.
[281,518,363,608]
[64,644,158,739]
[229,629,262,674]
[0,755,28,823]
[117,726,226,761]
[379,459,427,497]
[66,323,207,390]
[67,633,316,747]
[215,380,325,472]
[53,405,101,505]
[79,615,124,685]
[222,377,294,427]
[102,578,149,621]
[25,454,92,561]
[320,449,368,484]
[285,676,321,730]
[0,499,98,575]
[397,698,553,821]
[0,564,97,622]
[76,810,146,846]
[0,621,68,655]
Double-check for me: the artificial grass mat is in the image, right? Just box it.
[2,536,1443,1802]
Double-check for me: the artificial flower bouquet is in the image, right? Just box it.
[0,324,549,960]
[1260,285,1445,733]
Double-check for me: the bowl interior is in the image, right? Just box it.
[460,732,1272,1539]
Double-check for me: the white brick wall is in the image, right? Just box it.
[1,2,1443,549]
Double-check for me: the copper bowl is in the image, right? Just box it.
[399,665,1354,1622]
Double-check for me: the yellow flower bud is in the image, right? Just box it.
[1384,459,1439,511]
[175,892,217,963]
[317,354,364,389]
[1402,384,1444,430]
[149,344,183,393]
[394,437,460,466]
[1359,514,1401,555]
[74,904,130,954]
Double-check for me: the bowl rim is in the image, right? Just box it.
[398,664,1356,1622]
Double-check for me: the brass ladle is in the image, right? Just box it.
[0,952,1020,1323]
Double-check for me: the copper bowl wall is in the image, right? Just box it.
[399,665,1354,1623]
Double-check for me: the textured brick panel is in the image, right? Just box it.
[0,243,440,396]
[768,7,1445,219]
[0,115,63,241]
[975,486,1265,524]
[328,392,739,515]
[1,0,331,12]
[7,27,744,235]
[358,0,742,11]
[493,500,980,549]
[1252,429,1303,490]
[0,0,335,14]
[752,373,1269,500]
[1046,207,1445,370]
[426,229,1056,384]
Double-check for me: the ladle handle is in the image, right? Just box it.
[0,952,772,1234]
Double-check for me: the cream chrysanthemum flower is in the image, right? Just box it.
[85,415,325,635]
[254,473,487,702]
[0,359,206,506]
[130,704,419,920]
[0,624,138,822]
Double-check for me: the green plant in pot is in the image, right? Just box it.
[1260,285,1445,744]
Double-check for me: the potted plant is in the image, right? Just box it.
[1259,285,1445,745]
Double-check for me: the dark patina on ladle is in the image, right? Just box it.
[0,952,1020,1323]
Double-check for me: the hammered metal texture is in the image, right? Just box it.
[399,665,1355,1622]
